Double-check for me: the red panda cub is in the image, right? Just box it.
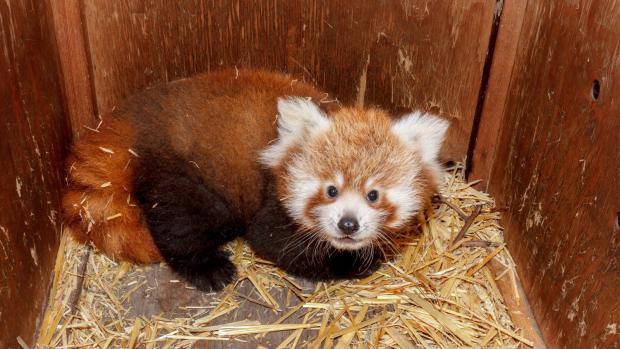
[62,69,448,291]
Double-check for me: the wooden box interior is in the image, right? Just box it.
[1,1,618,348]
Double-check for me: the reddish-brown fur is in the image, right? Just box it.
[276,107,439,231]
[63,118,162,262]
[62,69,335,263]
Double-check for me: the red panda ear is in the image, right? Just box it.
[259,97,331,167]
[392,111,449,164]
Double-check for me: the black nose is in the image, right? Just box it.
[338,217,359,235]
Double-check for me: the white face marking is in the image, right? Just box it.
[284,157,425,250]
[365,176,377,190]
[269,108,440,251]
[284,159,425,250]
[284,159,321,227]
[335,172,344,187]
[313,190,382,250]
[385,183,421,228]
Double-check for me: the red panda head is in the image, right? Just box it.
[260,97,448,251]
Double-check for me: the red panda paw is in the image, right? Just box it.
[167,251,237,292]
[132,151,243,291]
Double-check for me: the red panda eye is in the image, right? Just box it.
[367,190,379,202]
[327,185,338,198]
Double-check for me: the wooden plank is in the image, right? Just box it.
[0,0,71,347]
[48,0,98,138]
[486,1,620,347]
[468,0,527,188]
[126,264,316,348]
[78,0,497,162]
[488,259,547,349]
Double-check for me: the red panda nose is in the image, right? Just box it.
[338,217,360,235]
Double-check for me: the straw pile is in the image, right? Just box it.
[35,167,533,348]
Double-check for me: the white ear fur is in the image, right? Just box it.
[392,111,449,164]
[259,97,331,167]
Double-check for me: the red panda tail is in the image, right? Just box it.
[61,117,162,263]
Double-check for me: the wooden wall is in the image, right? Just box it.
[21,0,620,347]
[13,1,617,347]
[11,0,620,347]
[0,1,500,345]
[471,1,620,347]
[0,1,70,347]
[58,0,497,161]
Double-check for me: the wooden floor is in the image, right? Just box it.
[123,263,320,348]
[114,258,546,348]
[39,235,549,348]
[40,173,550,348]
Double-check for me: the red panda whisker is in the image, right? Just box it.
[283,234,317,270]
[381,233,400,255]
[311,238,323,266]
[374,230,399,257]
[279,231,312,252]
[275,237,307,255]
[375,232,394,249]
[272,225,305,244]
[358,244,374,275]
[307,234,326,267]
[280,232,316,257]
[377,226,399,243]
[375,242,388,260]
[374,240,392,260]
[280,225,326,266]
[307,231,329,265]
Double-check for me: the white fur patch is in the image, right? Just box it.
[392,111,449,164]
[314,191,380,249]
[284,159,321,227]
[385,182,421,228]
[259,97,331,167]
[335,172,344,187]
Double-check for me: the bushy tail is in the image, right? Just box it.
[61,118,161,263]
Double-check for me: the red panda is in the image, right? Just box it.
[62,69,448,291]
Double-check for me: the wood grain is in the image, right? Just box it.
[126,263,317,348]
[468,0,527,188]
[78,0,497,162]
[486,1,620,347]
[488,259,547,349]
[0,1,70,347]
[48,0,97,138]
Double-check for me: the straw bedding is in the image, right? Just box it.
[34,167,533,348]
